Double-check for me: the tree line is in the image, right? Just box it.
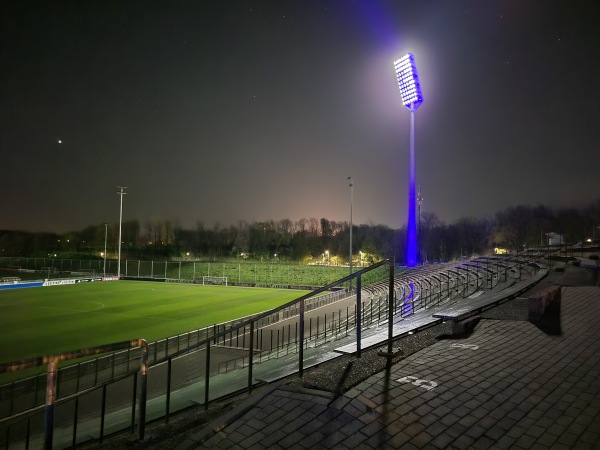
[2,200,599,263]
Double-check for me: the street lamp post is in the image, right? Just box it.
[117,186,127,277]
[103,223,107,276]
[347,176,353,289]
[394,53,424,267]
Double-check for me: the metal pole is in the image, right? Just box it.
[204,343,210,409]
[44,357,58,450]
[103,223,107,276]
[166,359,172,422]
[387,263,394,356]
[72,397,79,447]
[348,176,353,290]
[299,299,305,376]
[117,186,127,277]
[100,385,107,443]
[131,372,137,434]
[248,322,254,392]
[407,110,417,266]
[356,277,362,358]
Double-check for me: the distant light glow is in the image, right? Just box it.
[394,53,423,112]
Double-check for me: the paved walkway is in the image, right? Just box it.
[177,286,600,449]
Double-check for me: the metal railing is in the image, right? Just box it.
[0,340,148,450]
[0,255,535,449]
[0,261,395,449]
[0,288,351,420]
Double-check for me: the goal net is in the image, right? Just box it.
[202,276,228,286]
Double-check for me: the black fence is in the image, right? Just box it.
[0,255,535,449]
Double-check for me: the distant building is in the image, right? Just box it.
[545,232,565,246]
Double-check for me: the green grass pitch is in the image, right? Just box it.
[0,281,311,364]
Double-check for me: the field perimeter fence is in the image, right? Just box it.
[0,257,383,288]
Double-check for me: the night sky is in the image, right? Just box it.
[2,1,599,233]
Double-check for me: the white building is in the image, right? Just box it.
[545,232,565,246]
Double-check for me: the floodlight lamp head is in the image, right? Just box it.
[394,53,423,112]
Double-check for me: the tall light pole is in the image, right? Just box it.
[394,53,424,267]
[103,223,108,276]
[347,176,353,289]
[418,184,424,261]
[117,186,127,277]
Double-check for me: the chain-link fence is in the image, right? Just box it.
[0,257,385,288]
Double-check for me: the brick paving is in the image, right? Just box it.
[177,286,600,449]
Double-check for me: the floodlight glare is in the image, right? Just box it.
[394,53,423,112]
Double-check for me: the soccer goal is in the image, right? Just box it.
[202,276,228,286]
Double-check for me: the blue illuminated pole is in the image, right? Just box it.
[407,110,417,266]
[394,53,423,267]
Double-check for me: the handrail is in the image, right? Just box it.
[192,259,396,402]
[0,339,148,449]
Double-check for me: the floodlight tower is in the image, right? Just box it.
[117,186,127,277]
[394,53,424,267]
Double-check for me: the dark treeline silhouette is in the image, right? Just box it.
[2,200,599,263]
